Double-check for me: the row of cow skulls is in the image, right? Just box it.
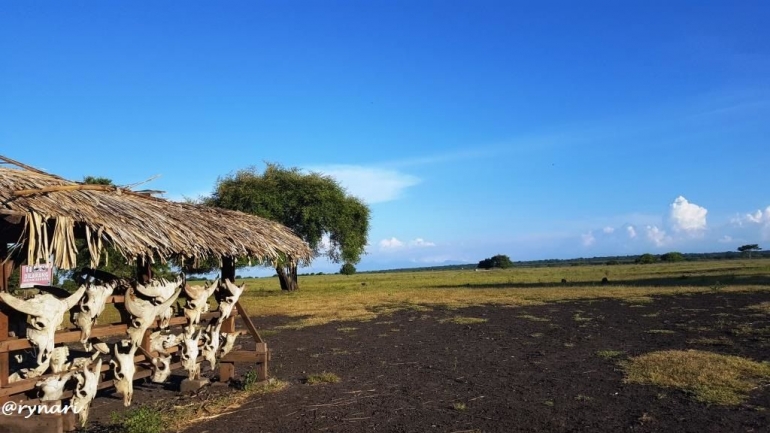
[0,274,247,426]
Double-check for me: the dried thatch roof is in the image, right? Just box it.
[0,156,312,269]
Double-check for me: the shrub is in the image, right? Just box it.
[478,254,514,269]
[340,263,356,275]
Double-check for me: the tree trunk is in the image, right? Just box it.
[275,262,299,291]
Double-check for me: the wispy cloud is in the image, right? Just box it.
[306,165,421,204]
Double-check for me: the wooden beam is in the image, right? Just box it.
[220,350,268,363]
[235,301,264,343]
[0,312,219,353]
[0,242,11,404]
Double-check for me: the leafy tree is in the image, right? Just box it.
[205,163,371,291]
[636,253,657,264]
[737,244,762,259]
[660,252,684,262]
[340,263,356,275]
[477,254,514,269]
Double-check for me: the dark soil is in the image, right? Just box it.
[91,291,770,433]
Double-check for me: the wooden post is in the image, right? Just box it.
[136,255,152,284]
[0,242,12,404]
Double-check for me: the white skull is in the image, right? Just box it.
[0,285,86,367]
[201,322,222,369]
[50,346,71,373]
[124,284,181,347]
[72,281,116,348]
[183,278,219,327]
[216,279,245,325]
[180,327,202,380]
[110,341,137,407]
[134,274,185,301]
[8,359,50,384]
[150,354,172,383]
[36,371,74,401]
[71,358,102,427]
[149,330,181,355]
[219,331,240,359]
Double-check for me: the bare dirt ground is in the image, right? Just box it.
[90,290,770,433]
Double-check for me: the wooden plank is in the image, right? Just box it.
[0,312,219,352]
[0,413,64,433]
[220,350,268,363]
[235,301,264,343]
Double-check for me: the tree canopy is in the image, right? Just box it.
[660,252,685,262]
[477,254,514,269]
[636,253,657,264]
[738,244,762,258]
[205,163,370,290]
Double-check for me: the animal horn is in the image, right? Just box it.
[159,288,182,311]
[0,292,39,316]
[65,284,88,310]
[122,285,144,318]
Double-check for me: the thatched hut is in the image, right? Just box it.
[0,155,312,273]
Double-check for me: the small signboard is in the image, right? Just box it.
[20,263,53,288]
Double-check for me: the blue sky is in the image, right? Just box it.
[2,1,769,275]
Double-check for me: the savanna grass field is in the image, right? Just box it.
[98,258,770,433]
[234,258,770,329]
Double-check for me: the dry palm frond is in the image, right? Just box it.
[0,156,312,269]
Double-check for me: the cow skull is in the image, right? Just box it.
[72,281,116,349]
[50,346,71,373]
[180,327,202,380]
[71,358,102,427]
[134,274,185,302]
[0,285,86,367]
[201,322,222,369]
[219,331,241,359]
[216,279,245,324]
[183,278,219,326]
[150,354,172,383]
[8,360,50,384]
[110,341,137,407]
[149,330,181,355]
[124,284,181,347]
[36,371,74,401]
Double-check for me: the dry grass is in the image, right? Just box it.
[623,350,770,405]
[305,372,341,385]
[746,302,770,314]
[440,316,488,325]
[233,260,770,330]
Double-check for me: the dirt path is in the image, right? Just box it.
[94,291,770,432]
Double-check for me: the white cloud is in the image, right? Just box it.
[581,231,596,247]
[379,237,404,250]
[732,205,770,240]
[669,196,707,233]
[306,165,420,204]
[718,235,734,244]
[646,225,670,247]
[409,238,436,247]
[737,206,770,224]
[602,226,615,234]
[379,237,436,251]
[626,225,637,239]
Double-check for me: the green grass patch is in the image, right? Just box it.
[305,372,341,385]
[623,350,770,405]
[573,313,592,322]
[440,316,488,325]
[596,349,625,359]
[110,378,288,432]
[646,329,675,334]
